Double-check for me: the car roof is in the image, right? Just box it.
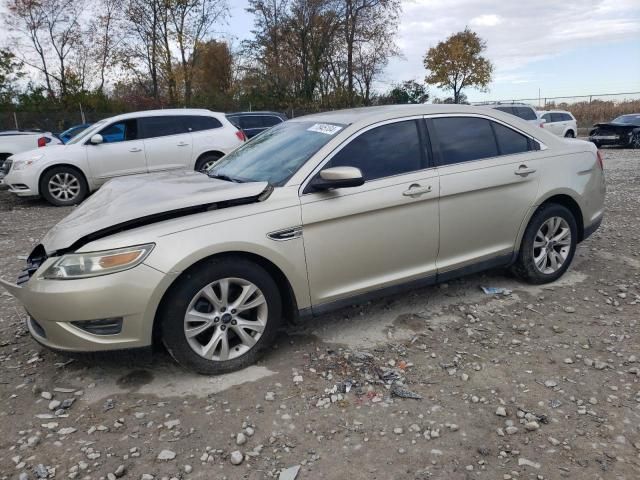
[104,109,224,123]
[289,104,529,126]
[226,111,285,117]
[537,110,573,115]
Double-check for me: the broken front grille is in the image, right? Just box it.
[17,245,48,286]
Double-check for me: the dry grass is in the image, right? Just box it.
[543,99,640,128]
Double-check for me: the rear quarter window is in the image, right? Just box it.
[491,122,530,155]
[185,115,223,132]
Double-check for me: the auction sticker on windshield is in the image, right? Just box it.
[307,123,343,135]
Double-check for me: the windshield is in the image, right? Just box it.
[67,120,108,145]
[208,121,345,186]
[612,114,640,124]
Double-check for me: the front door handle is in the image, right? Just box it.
[402,184,432,197]
[129,147,142,153]
[515,165,536,176]
[177,142,190,147]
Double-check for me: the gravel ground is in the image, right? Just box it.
[1,148,639,480]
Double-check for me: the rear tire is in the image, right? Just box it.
[39,166,88,206]
[159,257,282,375]
[512,204,577,284]
[564,130,575,138]
[195,153,223,172]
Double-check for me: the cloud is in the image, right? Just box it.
[383,0,640,89]
[469,14,503,27]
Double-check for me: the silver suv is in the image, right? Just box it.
[2,105,606,374]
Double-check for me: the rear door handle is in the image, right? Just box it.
[129,147,142,153]
[177,142,190,147]
[402,184,432,197]
[515,166,536,176]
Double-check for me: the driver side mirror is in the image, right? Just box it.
[89,134,103,145]
[310,166,364,191]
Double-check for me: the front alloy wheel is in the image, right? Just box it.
[184,278,267,361]
[48,172,81,202]
[159,257,282,374]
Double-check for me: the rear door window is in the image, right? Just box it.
[239,116,265,130]
[551,113,564,123]
[328,120,424,181]
[262,116,283,127]
[431,117,499,165]
[139,116,188,139]
[494,106,515,115]
[513,107,537,121]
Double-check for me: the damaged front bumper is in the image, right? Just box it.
[0,257,176,352]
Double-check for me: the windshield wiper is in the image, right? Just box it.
[208,172,242,183]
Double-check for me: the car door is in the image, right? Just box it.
[85,118,147,183]
[140,116,193,172]
[429,115,541,277]
[540,113,554,134]
[300,118,440,308]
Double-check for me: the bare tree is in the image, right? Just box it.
[89,0,124,92]
[339,0,399,106]
[123,0,162,100]
[6,0,86,97]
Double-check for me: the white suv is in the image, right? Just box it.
[538,110,578,138]
[2,109,245,206]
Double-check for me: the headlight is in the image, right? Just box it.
[12,154,44,171]
[42,244,155,279]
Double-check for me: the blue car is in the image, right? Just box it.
[58,123,92,144]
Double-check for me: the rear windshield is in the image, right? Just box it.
[208,121,345,186]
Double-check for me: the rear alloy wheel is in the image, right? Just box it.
[512,204,577,284]
[564,130,575,138]
[40,167,87,206]
[160,257,282,374]
[195,153,222,172]
[631,132,640,149]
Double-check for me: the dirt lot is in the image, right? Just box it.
[1,148,639,480]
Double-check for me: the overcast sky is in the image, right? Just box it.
[227,0,640,102]
[2,0,639,102]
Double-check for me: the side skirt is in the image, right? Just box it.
[298,253,514,320]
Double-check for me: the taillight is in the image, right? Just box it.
[596,150,604,170]
[235,130,246,142]
[539,122,544,128]
[37,137,47,147]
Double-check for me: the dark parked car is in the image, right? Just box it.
[589,114,640,148]
[226,111,287,138]
[58,123,92,143]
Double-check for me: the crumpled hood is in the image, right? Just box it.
[41,170,269,253]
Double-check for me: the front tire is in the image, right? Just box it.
[159,257,282,375]
[195,153,223,172]
[564,130,575,138]
[512,204,577,284]
[40,166,88,206]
